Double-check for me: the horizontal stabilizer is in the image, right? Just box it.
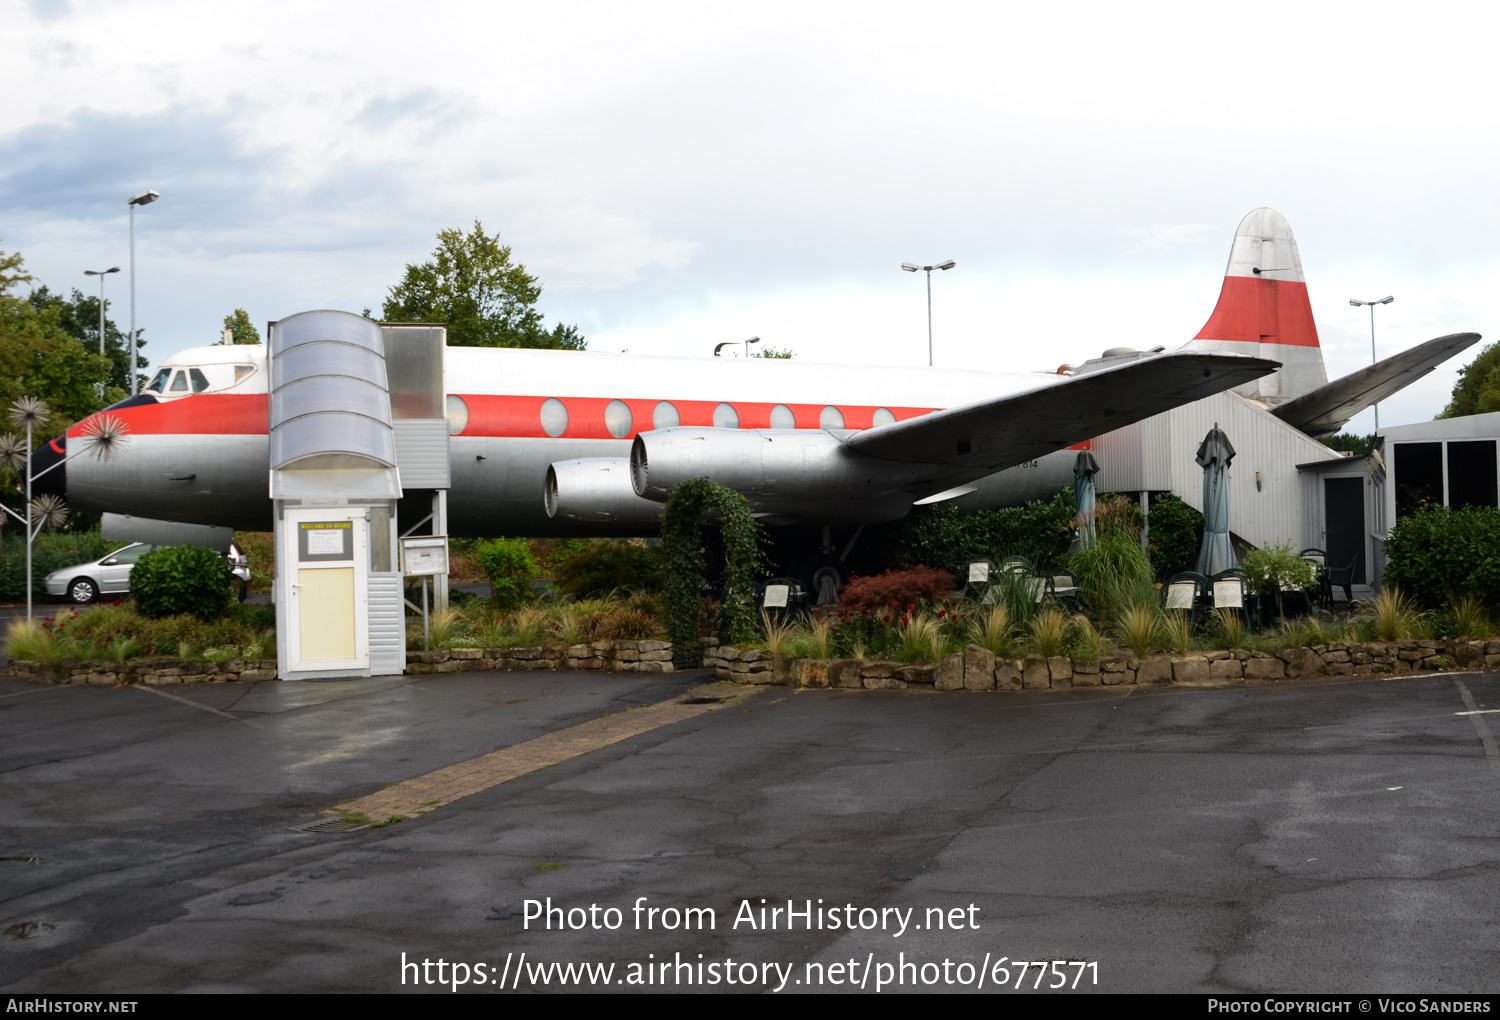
[1270,332,1483,437]
[846,351,1279,481]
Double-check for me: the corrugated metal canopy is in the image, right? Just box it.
[270,310,396,472]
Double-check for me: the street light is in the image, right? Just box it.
[127,189,159,396]
[901,259,956,366]
[1350,295,1394,428]
[84,267,120,393]
[714,336,761,358]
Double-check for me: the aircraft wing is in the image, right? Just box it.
[844,351,1279,479]
[1270,332,1483,438]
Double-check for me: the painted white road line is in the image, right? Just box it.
[1453,680,1500,775]
[1455,708,1500,715]
[134,684,263,727]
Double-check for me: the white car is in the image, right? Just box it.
[44,542,252,604]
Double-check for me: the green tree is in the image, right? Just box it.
[382,221,585,350]
[751,346,795,359]
[25,284,145,396]
[1441,340,1500,418]
[0,248,115,425]
[222,308,262,345]
[1321,432,1374,456]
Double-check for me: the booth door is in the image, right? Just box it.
[285,509,369,673]
[1324,477,1366,584]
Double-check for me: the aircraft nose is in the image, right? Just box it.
[27,435,66,497]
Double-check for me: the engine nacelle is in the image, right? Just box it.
[629,427,935,503]
[545,457,667,525]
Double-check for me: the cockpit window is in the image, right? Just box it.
[146,369,171,394]
[189,368,210,393]
[169,371,189,392]
[233,364,255,384]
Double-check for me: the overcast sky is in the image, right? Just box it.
[3,0,1497,433]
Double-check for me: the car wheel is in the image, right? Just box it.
[238,581,249,603]
[68,577,98,604]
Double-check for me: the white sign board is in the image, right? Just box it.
[763,584,789,608]
[968,562,990,583]
[401,536,449,577]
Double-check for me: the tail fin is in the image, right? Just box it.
[1181,208,1327,403]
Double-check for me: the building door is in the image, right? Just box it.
[283,509,369,673]
[1324,477,1366,584]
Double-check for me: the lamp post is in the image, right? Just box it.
[901,260,955,366]
[1350,295,1394,428]
[84,267,120,395]
[127,190,159,396]
[713,336,760,358]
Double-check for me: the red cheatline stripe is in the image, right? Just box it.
[59,393,1097,450]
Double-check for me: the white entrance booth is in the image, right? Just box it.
[269,310,449,681]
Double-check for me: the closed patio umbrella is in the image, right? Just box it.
[1071,449,1100,549]
[1195,424,1237,576]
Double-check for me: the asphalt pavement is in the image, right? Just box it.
[1,667,1498,993]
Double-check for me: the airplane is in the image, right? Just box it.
[26,208,1479,598]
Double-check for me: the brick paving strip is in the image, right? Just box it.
[332,683,759,823]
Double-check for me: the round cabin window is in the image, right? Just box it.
[605,399,633,439]
[769,404,796,429]
[539,397,568,437]
[819,406,845,430]
[713,403,740,429]
[872,407,896,427]
[446,394,470,436]
[652,401,680,429]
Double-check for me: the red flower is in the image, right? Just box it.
[936,609,947,618]
[906,603,915,611]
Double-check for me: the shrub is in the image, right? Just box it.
[131,545,235,620]
[896,612,946,662]
[601,607,658,640]
[1146,493,1203,580]
[476,537,539,609]
[1115,604,1161,659]
[1384,504,1500,609]
[1240,542,1317,596]
[968,604,1015,658]
[837,565,955,613]
[1027,608,1069,657]
[555,539,664,599]
[1068,532,1154,626]
[1359,588,1426,642]
[888,490,1075,578]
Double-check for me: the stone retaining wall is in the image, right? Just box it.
[6,657,281,686]
[708,639,1500,690]
[5,637,692,685]
[403,639,680,675]
[12,636,1497,688]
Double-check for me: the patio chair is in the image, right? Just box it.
[1299,548,1330,609]
[1047,567,1086,613]
[759,577,809,626]
[962,558,997,601]
[1323,554,1360,605]
[1208,569,1253,628]
[998,555,1033,578]
[1162,571,1209,624]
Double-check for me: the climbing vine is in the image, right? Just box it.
[660,478,767,664]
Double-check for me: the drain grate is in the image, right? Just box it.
[292,817,369,834]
